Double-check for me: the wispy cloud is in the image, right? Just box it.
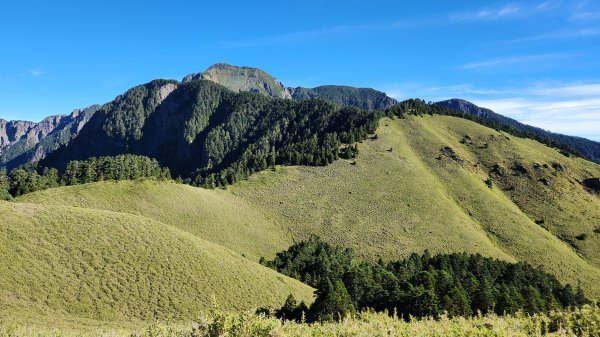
[571,0,600,20]
[461,54,567,70]
[473,97,600,141]
[28,69,44,77]
[450,4,522,21]
[381,81,600,141]
[505,27,600,44]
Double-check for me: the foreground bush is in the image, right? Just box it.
[2,305,598,337]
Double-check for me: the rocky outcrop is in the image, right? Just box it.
[0,106,99,169]
[183,63,292,99]
[183,63,398,110]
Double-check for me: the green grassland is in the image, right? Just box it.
[0,199,314,330]
[18,181,292,261]
[7,114,600,332]
[228,115,600,297]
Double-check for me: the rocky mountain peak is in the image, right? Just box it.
[182,63,292,99]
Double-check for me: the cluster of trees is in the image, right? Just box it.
[5,155,170,197]
[187,93,386,188]
[40,80,386,190]
[290,85,398,110]
[263,236,589,322]
[389,99,583,158]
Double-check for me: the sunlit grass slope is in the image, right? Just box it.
[17,116,600,299]
[229,116,600,297]
[18,180,292,261]
[0,200,314,327]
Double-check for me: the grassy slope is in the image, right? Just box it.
[16,116,600,300]
[0,199,314,328]
[19,181,292,261]
[228,116,600,297]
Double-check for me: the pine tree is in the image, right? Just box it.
[308,279,356,322]
[496,285,518,315]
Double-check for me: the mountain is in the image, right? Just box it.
[3,65,600,331]
[183,63,293,99]
[290,85,398,110]
[184,63,398,110]
[0,106,98,170]
[22,115,600,301]
[436,99,600,164]
[40,78,381,183]
[2,64,398,171]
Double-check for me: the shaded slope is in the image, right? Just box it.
[290,85,398,110]
[436,98,600,164]
[41,79,381,183]
[0,199,314,325]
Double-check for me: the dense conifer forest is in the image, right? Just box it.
[263,236,589,322]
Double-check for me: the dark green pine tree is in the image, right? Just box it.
[308,278,356,322]
[473,278,495,314]
[446,285,472,317]
[495,285,518,315]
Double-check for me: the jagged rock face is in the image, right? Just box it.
[0,119,58,151]
[183,63,292,99]
[0,106,98,169]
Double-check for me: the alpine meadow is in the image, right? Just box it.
[2,1,600,336]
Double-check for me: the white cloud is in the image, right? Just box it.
[571,1,600,20]
[505,27,600,44]
[468,96,600,141]
[28,69,44,77]
[451,4,522,21]
[461,54,567,69]
[382,81,600,141]
[216,19,422,48]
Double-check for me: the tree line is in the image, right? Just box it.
[262,236,589,322]
[389,99,583,158]
[1,154,171,198]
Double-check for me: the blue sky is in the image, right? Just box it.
[1,0,599,141]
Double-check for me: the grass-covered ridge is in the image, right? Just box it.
[19,116,600,300]
[230,115,600,297]
[0,198,314,327]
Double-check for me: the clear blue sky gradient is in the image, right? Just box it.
[1,0,599,140]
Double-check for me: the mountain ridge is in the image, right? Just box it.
[0,106,99,170]
[436,98,600,164]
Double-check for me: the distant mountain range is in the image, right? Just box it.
[1,63,599,171]
[436,99,600,164]
[0,106,98,170]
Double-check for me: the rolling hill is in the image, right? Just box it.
[0,197,314,329]
[19,115,600,300]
